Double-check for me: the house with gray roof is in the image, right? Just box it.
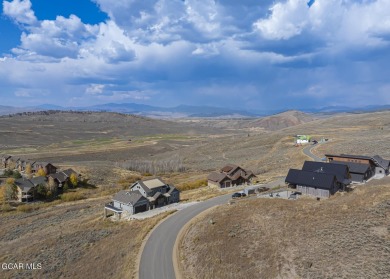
[130,178,180,209]
[112,190,150,215]
[105,178,180,218]
[325,154,389,182]
[15,178,35,202]
[207,164,256,188]
[285,169,340,198]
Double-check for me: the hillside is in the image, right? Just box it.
[179,178,390,279]
[244,110,318,131]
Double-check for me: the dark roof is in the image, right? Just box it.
[30,176,47,186]
[62,168,77,177]
[48,172,67,183]
[167,186,179,194]
[302,161,350,184]
[207,172,228,182]
[330,161,370,174]
[113,190,147,205]
[285,169,336,190]
[15,178,35,191]
[372,155,390,170]
[326,154,390,170]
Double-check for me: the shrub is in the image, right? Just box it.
[12,171,22,179]
[177,179,208,191]
[60,192,85,202]
[17,204,40,213]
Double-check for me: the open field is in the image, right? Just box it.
[1,110,390,279]
[0,197,173,279]
[179,177,390,279]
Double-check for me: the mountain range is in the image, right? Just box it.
[0,103,389,118]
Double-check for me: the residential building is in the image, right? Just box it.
[207,164,256,188]
[285,169,340,198]
[15,178,35,202]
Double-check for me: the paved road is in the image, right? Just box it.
[303,143,323,161]
[139,194,231,279]
[138,179,285,279]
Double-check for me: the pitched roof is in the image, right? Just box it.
[330,161,370,174]
[285,169,336,190]
[221,164,239,173]
[30,176,47,186]
[167,186,179,194]
[142,178,167,189]
[113,190,147,205]
[62,168,77,177]
[48,172,67,183]
[326,154,390,170]
[207,172,228,183]
[302,161,350,184]
[15,178,35,192]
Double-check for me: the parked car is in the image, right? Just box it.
[232,192,242,198]
[241,192,247,197]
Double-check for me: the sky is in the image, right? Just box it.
[1,0,390,110]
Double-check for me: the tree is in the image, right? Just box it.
[4,179,17,201]
[47,176,57,198]
[70,173,78,187]
[12,170,22,179]
[35,184,47,199]
[25,163,32,179]
[37,168,46,177]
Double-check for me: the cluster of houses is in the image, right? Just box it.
[1,155,78,202]
[105,177,180,219]
[285,154,390,198]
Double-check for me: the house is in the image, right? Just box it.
[301,161,351,190]
[285,169,340,198]
[30,176,48,187]
[1,155,12,168]
[130,178,180,209]
[47,168,78,188]
[32,162,57,175]
[207,164,256,188]
[325,154,389,182]
[15,178,35,202]
[112,190,150,215]
[16,158,35,173]
[330,161,373,183]
[295,135,311,144]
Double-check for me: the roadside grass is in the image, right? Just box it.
[179,178,390,279]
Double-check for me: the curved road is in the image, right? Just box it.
[303,143,324,161]
[138,179,285,279]
[139,194,231,279]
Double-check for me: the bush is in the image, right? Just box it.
[17,204,40,213]
[0,203,14,212]
[60,192,85,202]
[12,170,22,179]
[177,179,208,191]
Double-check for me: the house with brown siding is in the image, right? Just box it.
[325,154,389,182]
[207,164,256,188]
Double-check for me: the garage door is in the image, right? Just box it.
[134,204,148,214]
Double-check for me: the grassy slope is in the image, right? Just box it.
[180,178,390,279]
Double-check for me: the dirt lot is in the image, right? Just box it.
[0,197,172,279]
[179,177,390,279]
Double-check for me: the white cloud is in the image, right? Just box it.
[86,84,105,95]
[3,0,37,25]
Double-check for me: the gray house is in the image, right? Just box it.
[105,178,180,218]
[112,190,150,215]
[285,169,340,198]
[15,178,35,202]
[130,178,180,208]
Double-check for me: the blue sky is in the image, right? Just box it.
[1,0,390,110]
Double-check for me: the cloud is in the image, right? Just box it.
[3,0,37,25]
[86,84,105,95]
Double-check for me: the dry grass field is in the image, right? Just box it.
[0,197,173,279]
[179,177,390,279]
[1,110,390,278]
